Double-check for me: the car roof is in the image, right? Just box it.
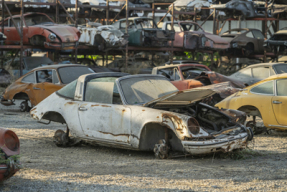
[32,64,85,71]
[155,63,208,70]
[242,63,286,69]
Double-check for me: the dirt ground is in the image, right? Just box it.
[0,102,287,191]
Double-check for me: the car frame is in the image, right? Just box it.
[30,73,253,158]
[0,12,80,50]
[1,64,95,111]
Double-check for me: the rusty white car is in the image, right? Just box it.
[30,73,253,158]
[78,23,128,50]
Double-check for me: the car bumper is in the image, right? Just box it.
[0,158,20,181]
[0,96,14,106]
[44,42,79,50]
[182,132,248,155]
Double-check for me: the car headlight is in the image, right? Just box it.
[232,42,238,48]
[187,118,200,135]
[48,33,57,41]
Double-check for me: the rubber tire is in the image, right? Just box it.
[20,101,28,112]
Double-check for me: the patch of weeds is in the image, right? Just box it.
[225,148,262,160]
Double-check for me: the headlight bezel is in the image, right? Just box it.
[48,33,57,42]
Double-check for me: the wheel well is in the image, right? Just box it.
[246,42,254,50]
[42,112,66,124]
[13,92,29,100]
[238,105,261,118]
[139,123,183,151]
[29,35,46,46]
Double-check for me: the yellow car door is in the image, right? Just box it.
[272,78,287,126]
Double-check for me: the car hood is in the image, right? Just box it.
[143,89,216,108]
[36,24,79,42]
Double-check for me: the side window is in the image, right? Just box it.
[157,68,180,81]
[84,77,122,104]
[276,79,287,96]
[252,67,270,79]
[10,18,21,27]
[251,81,274,95]
[252,30,265,40]
[236,68,252,78]
[112,21,120,29]
[246,32,254,38]
[21,73,35,83]
[120,20,133,29]
[52,70,59,84]
[57,80,77,99]
[36,70,52,83]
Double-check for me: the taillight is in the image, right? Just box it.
[4,131,19,152]
[188,118,200,135]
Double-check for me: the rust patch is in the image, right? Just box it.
[30,108,37,112]
[98,131,139,140]
[142,109,145,111]
[122,109,125,112]
[157,116,159,118]
[91,104,100,107]
[64,102,75,106]
[101,105,111,107]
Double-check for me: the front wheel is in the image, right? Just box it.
[153,139,169,159]
[20,100,30,112]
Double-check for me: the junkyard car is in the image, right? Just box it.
[78,22,128,50]
[211,0,267,18]
[0,68,11,87]
[4,56,54,80]
[216,73,287,132]
[152,64,245,90]
[1,64,94,112]
[112,17,175,47]
[163,21,230,50]
[30,73,253,158]
[0,127,20,181]
[268,0,287,18]
[264,28,287,54]
[221,28,265,56]
[0,13,80,50]
[230,63,287,86]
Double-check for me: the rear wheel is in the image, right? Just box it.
[20,100,30,112]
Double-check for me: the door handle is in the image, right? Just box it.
[78,107,87,111]
[273,101,282,104]
[33,87,41,90]
[6,30,10,32]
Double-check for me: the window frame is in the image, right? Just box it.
[21,71,36,83]
[275,78,287,97]
[251,66,271,79]
[250,80,275,96]
[35,69,53,83]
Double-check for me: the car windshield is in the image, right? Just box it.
[273,64,287,74]
[180,66,207,79]
[223,29,247,35]
[58,66,94,84]
[135,19,157,29]
[119,76,178,105]
[25,14,54,26]
[180,23,204,32]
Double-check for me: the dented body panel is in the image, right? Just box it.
[163,21,229,50]
[78,24,128,49]
[31,73,252,155]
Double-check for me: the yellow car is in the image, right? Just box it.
[216,74,287,132]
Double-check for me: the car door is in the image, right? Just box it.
[120,20,139,46]
[252,30,265,53]
[166,23,183,47]
[34,69,63,104]
[272,78,287,126]
[5,17,22,45]
[77,76,131,144]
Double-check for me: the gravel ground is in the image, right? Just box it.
[0,100,287,191]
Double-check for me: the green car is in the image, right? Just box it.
[112,17,175,47]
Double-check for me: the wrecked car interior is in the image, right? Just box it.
[1,0,287,190]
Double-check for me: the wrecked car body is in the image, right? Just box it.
[265,29,287,54]
[268,0,287,18]
[221,28,265,56]
[78,23,128,50]
[163,21,230,50]
[30,73,253,158]
[1,64,95,112]
[211,0,267,18]
[0,13,80,50]
[0,127,20,181]
[0,68,11,87]
[112,17,175,47]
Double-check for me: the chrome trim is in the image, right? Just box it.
[268,124,287,128]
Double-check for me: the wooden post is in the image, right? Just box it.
[213,9,216,34]
[75,0,78,63]
[170,3,174,64]
[125,0,129,70]
[106,0,109,25]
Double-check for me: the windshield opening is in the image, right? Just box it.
[274,64,287,74]
[181,66,207,79]
[25,14,54,26]
[180,23,204,32]
[119,76,178,105]
[58,66,94,84]
[135,19,157,29]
